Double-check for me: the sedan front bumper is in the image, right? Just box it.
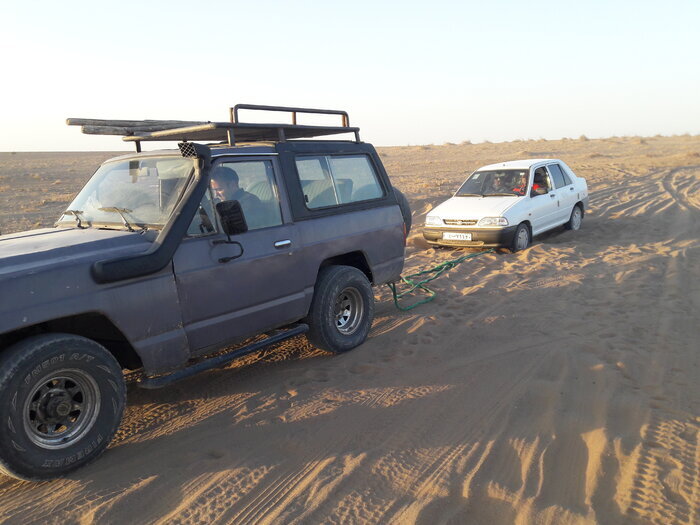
[423,225,518,247]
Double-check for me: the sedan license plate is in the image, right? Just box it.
[443,232,472,241]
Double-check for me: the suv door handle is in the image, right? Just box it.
[274,240,292,249]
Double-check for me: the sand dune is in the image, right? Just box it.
[0,135,698,524]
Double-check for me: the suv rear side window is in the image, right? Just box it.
[547,164,567,189]
[296,154,384,209]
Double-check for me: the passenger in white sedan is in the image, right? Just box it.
[512,173,529,196]
[486,175,507,193]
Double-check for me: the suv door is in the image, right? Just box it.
[172,156,306,354]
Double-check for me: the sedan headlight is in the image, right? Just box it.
[477,217,509,227]
[425,216,442,226]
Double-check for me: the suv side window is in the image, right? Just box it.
[547,164,567,189]
[296,156,337,208]
[214,160,283,230]
[330,155,384,203]
[295,154,384,209]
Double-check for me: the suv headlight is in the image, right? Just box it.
[477,217,509,227]
[425,216,442,226]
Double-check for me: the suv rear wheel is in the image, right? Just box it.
[0,334,126,480]
[305,265,374,353]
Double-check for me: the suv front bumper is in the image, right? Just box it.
[423,225,518,247]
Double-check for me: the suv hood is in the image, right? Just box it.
[0,227,155,278]
[430,195,520,220]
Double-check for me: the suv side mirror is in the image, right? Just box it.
[216,200,248,236]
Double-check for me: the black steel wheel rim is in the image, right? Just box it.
[22,369,101,450]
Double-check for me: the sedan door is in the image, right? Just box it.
[172,157,307,354]
[528,168,560,234]
[547,163,577,223]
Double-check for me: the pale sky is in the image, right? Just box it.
[1,0,698,151]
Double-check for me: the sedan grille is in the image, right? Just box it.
[443,219,477,226]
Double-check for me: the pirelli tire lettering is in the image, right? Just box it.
[0,334,126,481]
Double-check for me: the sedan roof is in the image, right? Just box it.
[477,159,559,171]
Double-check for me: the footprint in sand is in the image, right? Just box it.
[284,377,310,388]
[348,363,380,375]
[304,368,331,383]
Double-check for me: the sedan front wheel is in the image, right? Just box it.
[511,223,531,253]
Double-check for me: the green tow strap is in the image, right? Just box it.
[387,249,494,311]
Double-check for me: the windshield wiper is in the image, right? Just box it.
[63,209,87,229]
[98,207,137,232]
[483,193,517,196]
[456,193,482,197]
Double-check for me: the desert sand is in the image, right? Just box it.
[0,135,698,524]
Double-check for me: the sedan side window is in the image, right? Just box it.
[561,167,573,186]
[547,164,567,189]
[532,167,551,194]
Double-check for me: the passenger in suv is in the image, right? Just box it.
[0,105,411,481]
[210,165,265,228]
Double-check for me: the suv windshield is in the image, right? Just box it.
[57,156,195,230]
[455,169,530,197]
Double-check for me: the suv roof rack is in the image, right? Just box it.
[67,104,361,152]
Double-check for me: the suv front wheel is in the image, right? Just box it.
[0,334,126,480]
[305,265,374,353]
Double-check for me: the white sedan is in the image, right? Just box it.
[423,159,589,251]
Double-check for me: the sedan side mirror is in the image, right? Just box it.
[531,187,548,197]
[216,200,248,237]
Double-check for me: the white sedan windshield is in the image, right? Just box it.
[456,169,530,197]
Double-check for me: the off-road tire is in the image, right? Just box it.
[393,187,412,234]
[305,265,374,354]
[565,204,583,230]
[511,223,531,253]
[0,333,126,481]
